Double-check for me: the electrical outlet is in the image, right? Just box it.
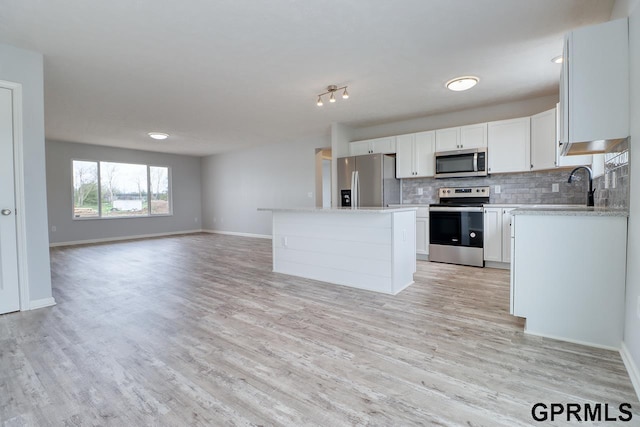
[51,226,56,232]
[495,185,501,194]
[307,192,313,198]
[213,217,217,223]
[417,188,423,196]
[194,217,198,223]
[552,183,559,192]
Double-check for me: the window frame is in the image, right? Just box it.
[71,159,173,220]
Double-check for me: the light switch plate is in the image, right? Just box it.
[417,188,423,196]
[552,183,559,192]
[495,185,501,194]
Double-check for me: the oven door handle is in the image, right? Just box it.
[429,206,484,213]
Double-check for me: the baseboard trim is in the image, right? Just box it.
[621,342,640,401]
[523,328,620,352]
[49,229,203,247]
[202,229,272,239]
[29,297,56,310]
[484,261,510,270]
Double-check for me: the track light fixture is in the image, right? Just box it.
[316,85,349,106]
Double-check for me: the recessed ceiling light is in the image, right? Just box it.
[551,55,563,64]
[148,132,169,140]
[446,76,479,92]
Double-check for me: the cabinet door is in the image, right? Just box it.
[483,207,502,262]
[488,117,531,174]
[435,127,460,151]
[371,137,396,154]
[530,108,557,171]
[414,131,435,177]
[395,134,414,178]
[501,208,515,263]
[416,217,429,255]
[566,18,629,144]
[349,140,371,156]
[460,123,487,148]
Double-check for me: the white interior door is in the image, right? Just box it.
[0,87,20,314]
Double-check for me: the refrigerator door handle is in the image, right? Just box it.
[354,171,360,208]
[351,170,359,208]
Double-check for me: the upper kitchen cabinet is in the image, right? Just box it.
[460,123,488,149]
[396,131,435,178]
[435,127,459,151]
[487,117,530,174]
[435,123,487,152]
[559,18,629,155]
[349,136,396,156]
[530,108,557,171]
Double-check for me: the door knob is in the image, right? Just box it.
[1,209,12,216]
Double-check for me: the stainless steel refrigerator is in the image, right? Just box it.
[337,154,400,207]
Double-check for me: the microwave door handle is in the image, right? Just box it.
[473,152,478,172]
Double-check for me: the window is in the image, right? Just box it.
[72,160,171,219]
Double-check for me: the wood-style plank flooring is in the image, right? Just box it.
[1,233,638,426]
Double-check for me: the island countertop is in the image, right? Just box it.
[258,206,418,214]
[511,206,628,217]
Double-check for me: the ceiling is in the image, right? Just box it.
[0,0,615,156]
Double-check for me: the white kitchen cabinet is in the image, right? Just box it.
[530,106,592,172]
[483,207,502,262]
[349,136,396,156]
[530,109,557,171]
[435,127,459,151]
[396,131,435,178]
[559,18,629,148]
[435,124,487,152]
[416,207,429,259]
[484,206,515,265]
[460,123,487,149]
[501,208,514,263]
[488,117,530,174]
[554,104,593,168]
[510,212,626,349]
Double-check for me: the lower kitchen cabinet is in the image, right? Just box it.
[416,207,429,259]
[483,206,515,265]
[510,212,627,349]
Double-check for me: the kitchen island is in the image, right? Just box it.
[258,207,417,295]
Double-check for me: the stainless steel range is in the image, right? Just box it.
[429,186,490,267]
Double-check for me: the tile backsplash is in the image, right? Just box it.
[593,138,630,209]
[402,170,593,205]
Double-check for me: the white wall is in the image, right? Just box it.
[46,140,202,244]
[0,44,53,304]
[613,0,640,394]
[201,134,327,236]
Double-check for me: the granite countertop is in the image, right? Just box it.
[258,207,418,214]
[511,206,629,217]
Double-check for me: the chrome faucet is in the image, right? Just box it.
[567,166,595,207]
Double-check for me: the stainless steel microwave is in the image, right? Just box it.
[434,148,488,178]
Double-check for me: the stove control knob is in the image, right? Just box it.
[470,232,476,238]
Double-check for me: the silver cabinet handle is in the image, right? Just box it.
[1,209,12,216]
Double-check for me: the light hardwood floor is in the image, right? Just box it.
[1,233,638,426]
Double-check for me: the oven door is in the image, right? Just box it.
[429,208,483,247]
